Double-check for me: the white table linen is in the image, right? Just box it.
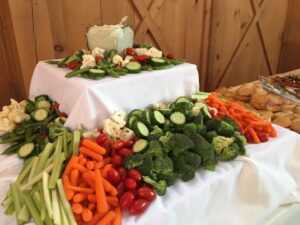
[29,61,199,130]
[1,125,300,225]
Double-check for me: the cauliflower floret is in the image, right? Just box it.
[0,118,16,132]
[91,47,105,58]
[82,128,100,140]
[135,48,149,56]
[147,47,162,58]
[111,110,126,127]
[80,54,96,69]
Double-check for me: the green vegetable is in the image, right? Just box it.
[132,139,148,153]
[123,154,144,169]
[163,133,194,156]
[170,112,186,125]
[23,193,44,225]
[153,64,173,70]
[18,143,35,158]
[206,118,235,137]
[43,172,53,219]
[51,189,61,225]
[142,176,167,196]
[233,131,247,155]
[149,125,163,140]
[211,136,235,153]
[133,121,149,137]
[150,57,166,66]
[11,182,24,225]
[205,130,218,143]
[65,67,91,78]
[126,61,141,73]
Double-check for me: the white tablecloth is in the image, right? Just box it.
[1,125,300,225]
[29,61,199,130]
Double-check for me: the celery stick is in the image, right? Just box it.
[17,204,30,222]
[59,197,69,225]
[23,193,43,225]
[24,156,39,190]
[68,137,74,158]
[1,195,13,207]
[38,182,46,221]
[48,152,65,189]
[44,212,55,225]
[21,163,54,191]
[35,143,54,175]
[72,130,81,155]
[17,157,33,184]
[54,136,63,156]
[10,182,25,225]
[52,189,61,225]
[45,155,54,168]
[56,179,77,225]
[63,129,68,157]
[43,172,53,219]
[32,191,42,210]
[4,202,14,215]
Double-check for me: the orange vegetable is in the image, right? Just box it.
[72,202,84,214]
[82,172,95,189]
[88,203,96,210]
[82,208,93,222]
[101,164,113,179]
[73,163,89,173]
[87,212,105,225]
[73,193,87,203]
[79,157,87,166]
[106,196,118,208]
[80,146,103,162]
[82,139,106,155]
[95,158,112,169]
[112,208,122,225]
[94,169,109,213]
[69,186,94,194]
[88,194,97,203]
[63,156,79,176]
[70,169,79,186]
[86,161,95,170]
[96,210,116,225]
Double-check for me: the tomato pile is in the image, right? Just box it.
[96,132,157,216]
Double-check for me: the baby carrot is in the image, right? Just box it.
[102,178,118,196]
[63,156,79,176]
[101,164,113,179]
[248,128,260,144]
[69,186,94,194]
[72,202,84,214]
[94,169,109,213]
[88,194,97,203]
[79,157,87,166]
[88,202,96,210]
[82,208,93,222]
[80,146,103,162]
[112,208,122,225]
[79,182,89,188]
[86,160,95,170]
[87,212,105,225]
[82,139,106,155]
[73,193,87,203]
[95,158,112,169]
[96,210,116,225]
[106,196,118,208]
[70,169,79,186]
[73,163,89,173]
[82,172,95,189]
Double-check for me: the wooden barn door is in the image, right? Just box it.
[206,0,289,91]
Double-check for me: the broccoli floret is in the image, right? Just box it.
[145,140,164,156]
[179,164,195,182]
[175,151,201,169]
[193,114,203,125]
[221,117,240,131]
[165,133,194,156]
[123,154,144,169]
[211,136,235,153]
[162,119,174,132]
[153,155,174,176]
[149,125,163,140]
[205,119,222,131]
[48,123,68,140]
[217,120,235,137]
[197,124,207,136]
[158,173,177,186]
[218,143,239,161]
[159,132,173,149]
[206,131,218,143]
[136,154,156,179]
[143,176,167,196]
[233,131,247,155]
[183,123,198,138]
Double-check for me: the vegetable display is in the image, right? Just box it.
[0,95,67,158]
[47,44,184,80]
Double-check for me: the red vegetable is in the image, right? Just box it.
[124,140,134,148]
[124,178,137,191]
[116,182,126,197]
[111,154,123,167]
[59,112,68,117]
[51,102,60,110]
[128,199,150,215]
[119,191,135,210]
[137,187,156,201]
[134,55,149,62]
[256,132,269,142]
[128,169,142,182]
[107,168,120,185]
[125,48,135,56]
[112,140,126,151]
[96,133,107,145]
[118,167,128,181]
[118,148,133,157]
[67,61,80,70]
[95,55,101,63]
[166,53,175,59]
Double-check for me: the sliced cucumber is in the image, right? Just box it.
[32,108,48,121]
[35,95,49,103]
[175,96,192,104]
[89,69,105,76]
[142,110,152,126]
[128,109,143,120]
[36,100,51,109]
[191,92,210,100]
[132,139,148,153]
[126,62,141,73]
[194,102,207,109]
[201,106,212,120]
[124,55,134,61]
[18,143,35,158]
[153,64,173,70]
[134,121,149,137]
[152,110,165,125]
[150,57,165,66]
[127,115,138,129]
[170,112,186,125]
[159,108,172,116]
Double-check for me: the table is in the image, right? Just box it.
[1,125,300,225]
[29,61,199,130]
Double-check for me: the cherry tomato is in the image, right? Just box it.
[245,132,254,143]
[125,48,135,56]
[118,148,133,157]
[124,178,137,191]
[257,132,269,142]
[124,140,134,148]
[134,55,149,62]
[95,55,101,63]
[112,140,126,150]
[67,61,80,69]
[137,187,156,201]
[96,133,107,145]
[119,191,135,210]
[116,182,126,197]
[128,199,150,215]
[59,112,68,117]
[166,53,175,59]
[118,167,128,181]
[102,139,111,151]
[112,154,123,167]
[128,169,142,182]
[51,102,60,110]
[107,168,120,185]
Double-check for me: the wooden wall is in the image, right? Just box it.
[1,0,300,106]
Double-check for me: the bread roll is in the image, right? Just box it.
[272,117,292,128]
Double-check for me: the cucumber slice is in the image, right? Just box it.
[159,108,172,116]
[36,100,51,109]
[89,69,105,76]
[150,57,165,66]
[35,95,49,103]
[128,109,143,120]
[142,110,152,126]
[127,115,138,129]
[170,112,186,125]
[191,92,210,100]
[126,62,141,73]
[32,108,48,121]
[132,139,148,153]
[134,121,149,137]
[194,102,207,109]
[152,110,165,125]
[201,106,212,120]
[153,64,173,70]
[175,96,192,104]
[18,143,35,158]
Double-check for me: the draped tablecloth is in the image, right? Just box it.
[29,61,199,130]
[1,125,300,225]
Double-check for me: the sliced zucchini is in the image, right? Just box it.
[201,106,212,120]
[142,110,152,126]
[134,121,149,137]
[132,139,148,153]
[18,143,35,158]
[150,57,165,66]
[152,110,166,125]
[36,100,51,109]
[170,112,186,125]
[32,108,48,121]
[126,62,141,73]
[175,96,192,104]
[89,69,105,76]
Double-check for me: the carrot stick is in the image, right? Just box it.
[62,175,75,200]
[96,210,116,225]
[94,169,109,213]
[106,196,118,208]
[82,139,106,155]
[82,208,93,222]
[112,208,122,225]
[248,128,260,144]
[82,172,95,189]
[80,146,103,162]
[72,202,84,214]
[87,212,105,225]
[73,193,87,203]
[101,164,113,179]
[101,178,112,193]
[73,163,89,173]
[63,156,79,176]
[69,186,94,194]
[70,169,79,186]
[78,182,89,188]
